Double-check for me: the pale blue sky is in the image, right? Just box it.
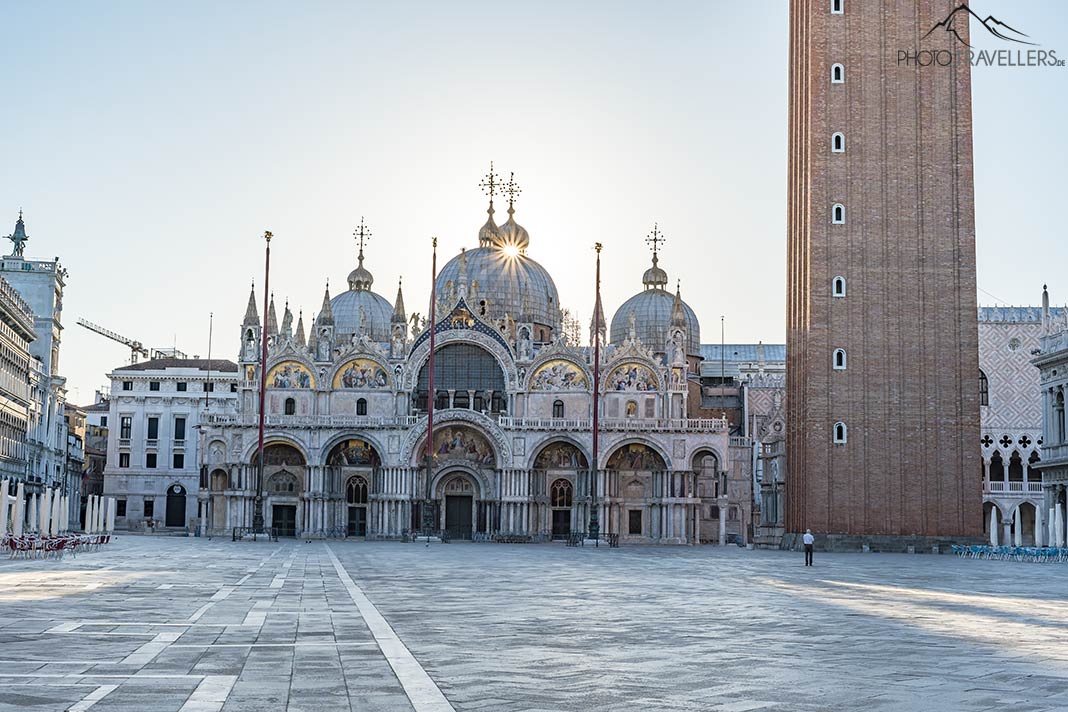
[1,1,1066,404]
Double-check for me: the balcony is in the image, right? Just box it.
[203,414,422,429]
[146,439,158,448]
[985,481,1044,494]
[499,416,730,433]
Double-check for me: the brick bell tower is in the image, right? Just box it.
[786,0,982,543]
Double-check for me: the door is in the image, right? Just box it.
[445,495,473,540]
[347,506,367,536]
[552,510,570,540]
[272,504,297,537]
[165,485,186,527]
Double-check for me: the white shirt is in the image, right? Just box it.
[803,533,815,545]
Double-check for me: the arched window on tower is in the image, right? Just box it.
[831,63,845,83]
[832,276,847,297]
[833,349,847,370]
[284,398,295,415]
[356,398,367,416]
[833,422,848,444]
[831,0,843,14]
[832,203,845,224]
[552,400,564,419]
[979,370,989,406]
[832,132,845,153]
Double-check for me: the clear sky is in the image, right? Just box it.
[2,1,1066,405]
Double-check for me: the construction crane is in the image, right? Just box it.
[77,318,150,364]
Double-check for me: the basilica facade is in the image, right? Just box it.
[199,188,749,544]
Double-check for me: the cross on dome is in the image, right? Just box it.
[503,172,522,212]
[353,216,372,257]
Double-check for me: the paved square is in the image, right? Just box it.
[1,538,1066,711]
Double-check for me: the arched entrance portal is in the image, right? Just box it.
[442,474,476,540]
[550,478,574,539]
[252,443,307,537]
[166,483,187,528]
[346,475,369,536]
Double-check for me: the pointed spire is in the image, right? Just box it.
[281,299,293,336]
[242,282,259,326]
[266,293,279,335]
[392,277,406,324]
[671,280,687,328]
[295,310,306,347]
[317,282,334,326]
[308,313,318,352]
[590,294,606,348]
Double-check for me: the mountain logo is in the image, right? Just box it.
[923,3,1037,48]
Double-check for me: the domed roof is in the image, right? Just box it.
[348,254,374,291]
[610,289,701,356]
[330,288,394,341]
[436,245,560,329]
[495,206,530,253]
[610,245,700,355]
[331,237,392,340]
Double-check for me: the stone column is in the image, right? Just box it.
[1035,505,1045,547]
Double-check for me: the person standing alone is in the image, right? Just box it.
[803,529,815,566]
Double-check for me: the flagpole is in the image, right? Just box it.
[589,242,603,545]
[254,231,272,533]
[423,237,438,535]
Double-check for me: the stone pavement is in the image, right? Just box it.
[1,537,1067,711]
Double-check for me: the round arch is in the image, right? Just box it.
[402,412,510,467]
[243,436,310,465]
[529,438,590,471]
[525,356,592,392]
[319,432,387,468]
[404,330,518,392]
[602,439,671,471]
[330,355,393,390]
[690,448,724,471]
[601,358,665,393]
[429,463,489,499]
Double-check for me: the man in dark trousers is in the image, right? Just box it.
[803,529,815,566]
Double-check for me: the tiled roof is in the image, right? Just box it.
[700,344,786,363]
[113,358,239,373]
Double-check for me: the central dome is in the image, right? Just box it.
[436,246,560,330]
[330,289,393,341]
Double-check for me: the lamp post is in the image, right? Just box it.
[589,243,603,544]
[253,230,272,533]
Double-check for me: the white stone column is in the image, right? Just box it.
[1013,507,1022,547]
[1035,506,1045,547]
[1056,501,1065,547]
[719,509,726,545]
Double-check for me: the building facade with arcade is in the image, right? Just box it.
[199,182,756,544]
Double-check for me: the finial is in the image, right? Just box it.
[503,172,521,214]
[646,223,665,261]
[594,242,603,253]
[479,162,500,203]
[18,209,22,221]
[354,217,371,262]
[264,230,273,243]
